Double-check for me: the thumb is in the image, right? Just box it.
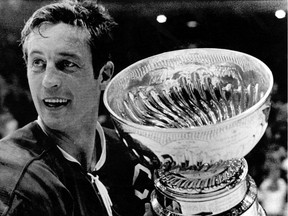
[144,203,153,216]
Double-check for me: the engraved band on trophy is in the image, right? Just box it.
[103,48,273,215]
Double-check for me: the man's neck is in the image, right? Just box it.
[60,126,96,170]
[37,117,97,171]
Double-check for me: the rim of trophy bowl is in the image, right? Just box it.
[103,48,274,133]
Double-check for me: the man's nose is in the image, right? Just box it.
[42,64,61,89]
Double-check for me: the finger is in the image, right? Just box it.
[144,203,153,216]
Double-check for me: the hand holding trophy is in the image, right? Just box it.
[104,48,273,215]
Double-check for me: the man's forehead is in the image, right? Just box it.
[25,23,90,51]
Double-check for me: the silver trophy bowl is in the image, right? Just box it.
[103,48,273,215]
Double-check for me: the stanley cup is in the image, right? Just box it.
[103,48,273,215]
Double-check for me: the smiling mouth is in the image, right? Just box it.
[43,98,70,108]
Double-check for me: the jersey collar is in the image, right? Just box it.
[36,116,107,171]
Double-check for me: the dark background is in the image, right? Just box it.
[0,0,287,186]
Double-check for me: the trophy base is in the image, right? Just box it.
[151,159,265,215]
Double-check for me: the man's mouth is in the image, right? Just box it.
[43,98,70,108]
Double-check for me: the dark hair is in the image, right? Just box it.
[21,0,117,78]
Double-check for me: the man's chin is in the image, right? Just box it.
[41,117,68,132]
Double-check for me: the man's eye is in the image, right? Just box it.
[59,60,77,70]
[32,59,45,68]
[30,59,46,72]
[64,60,75,67]
[56,60,79,72]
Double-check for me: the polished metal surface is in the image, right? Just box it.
[103,48,273,215]
[151,159,249,215]
[104,48,273,169]
[151,174,261,215]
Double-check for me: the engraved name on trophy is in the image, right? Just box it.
[103,48,273,215]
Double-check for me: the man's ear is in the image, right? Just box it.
[99,61,114,90]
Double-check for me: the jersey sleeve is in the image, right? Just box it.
[0,152,73,216]
[3,192,51,216]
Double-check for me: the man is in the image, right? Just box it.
[0,0,156,215]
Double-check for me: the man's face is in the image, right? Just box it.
[25,23,101,131]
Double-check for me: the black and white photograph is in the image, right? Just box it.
[0,0,287,215]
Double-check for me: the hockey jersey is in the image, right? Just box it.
[0,121,158,216]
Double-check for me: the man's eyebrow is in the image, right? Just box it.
[58,52,82,60]
[28,50,82,60]
[28,50,43,56]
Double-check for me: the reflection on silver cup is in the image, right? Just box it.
[104,48,273,215]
